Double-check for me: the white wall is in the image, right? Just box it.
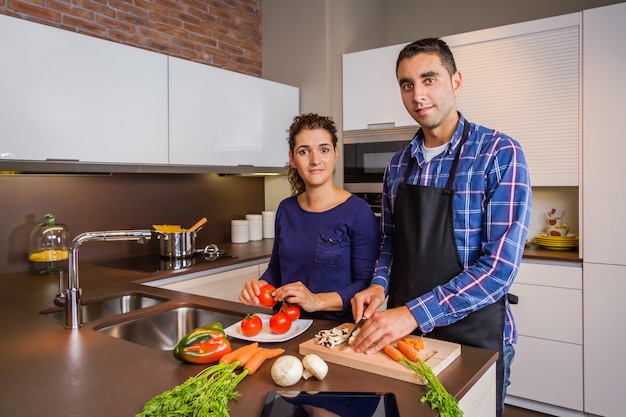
[385,0,623,45]
[261,0,389,204]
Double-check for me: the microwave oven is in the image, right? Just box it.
[343,127,416,193]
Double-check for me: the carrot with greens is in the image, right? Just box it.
[401,357,463,417]
[219,342,259,365]
[136,361,247,417]
[136,344,283,416]
[244,348,285,375]
[383,345,405,362]
[397,339,420,362]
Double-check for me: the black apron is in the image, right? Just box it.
[388,120,506,417]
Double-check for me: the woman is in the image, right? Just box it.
[239,113,380,322]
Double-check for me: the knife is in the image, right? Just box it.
[344,317,366,348]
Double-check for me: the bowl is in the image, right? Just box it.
[545,209,566,220]
[546,224,569,236]
[546,217,564,226]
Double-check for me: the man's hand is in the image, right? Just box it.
[350,306,419,355]
[350,284,386,322]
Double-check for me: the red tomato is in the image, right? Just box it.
[240,314,262,337]
[258,284,276,308]
[269,311,292,334]
[281,302,300,321]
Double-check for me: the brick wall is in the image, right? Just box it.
[0,0,261,76]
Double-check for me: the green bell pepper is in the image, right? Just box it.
[173,322,232,364]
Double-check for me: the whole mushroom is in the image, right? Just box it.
[271,355,304,387]
[301,354,328,380]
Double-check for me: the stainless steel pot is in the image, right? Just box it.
[155,230,199,258]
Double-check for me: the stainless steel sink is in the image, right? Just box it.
[95,306,241,350]
[43,293,167,323]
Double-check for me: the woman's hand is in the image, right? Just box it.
[238,278,268,306]
[272,281,343,313]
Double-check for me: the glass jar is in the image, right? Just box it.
[29,213,69,274]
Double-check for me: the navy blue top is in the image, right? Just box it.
[260,194,380,322]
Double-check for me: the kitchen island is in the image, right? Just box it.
[0,240,497,417]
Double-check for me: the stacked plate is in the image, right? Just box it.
[534,233,579,250]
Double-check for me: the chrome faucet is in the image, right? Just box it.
[56,230,152,329]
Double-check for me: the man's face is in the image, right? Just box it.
[396,53,461,133]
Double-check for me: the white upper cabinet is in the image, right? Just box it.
[446,14,580,187]
[0,14,168,164]
[342,14,581,187]
[0,15,298,170]
[342,44,416,131]
[168,57,299,168]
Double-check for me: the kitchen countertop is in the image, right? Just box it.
[0,239,498,417]
[522,243,581,263]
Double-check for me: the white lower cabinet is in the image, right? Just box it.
[458,362,497,417]
[158,262,268,303]
[507,261,584,414]
[583,263,626,417]
[509,336,583,411]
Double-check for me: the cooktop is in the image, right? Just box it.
[98,251,237,273]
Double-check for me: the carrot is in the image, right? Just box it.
[219,342,259,365]
[234,345,265,367]
[402,337,425,352]
[383,345,405,362]
[244,348,285,375]
[397,339,420,362]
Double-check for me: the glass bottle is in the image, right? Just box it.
[29,213,69,274]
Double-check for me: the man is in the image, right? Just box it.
[350,38,531,417]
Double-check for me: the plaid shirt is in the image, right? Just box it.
[371,113,532,345]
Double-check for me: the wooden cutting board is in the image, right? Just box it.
[298,323,461,385]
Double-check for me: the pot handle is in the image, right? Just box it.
[187,217,207,233]
[152,230,169,240]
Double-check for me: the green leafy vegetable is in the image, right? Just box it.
[136,361,248,417]
[401,357,463,417]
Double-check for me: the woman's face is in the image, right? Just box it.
[289,128,338,189]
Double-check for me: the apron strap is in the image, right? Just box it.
[445,120,470,190]
[402,119,471,190]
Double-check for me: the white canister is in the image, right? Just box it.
[231,219,249,243]
[262,211,276,239]
[246,214,263,241]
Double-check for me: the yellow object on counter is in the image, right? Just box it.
[29,249,69,263]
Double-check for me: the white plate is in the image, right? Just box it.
[224,313,313,343]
